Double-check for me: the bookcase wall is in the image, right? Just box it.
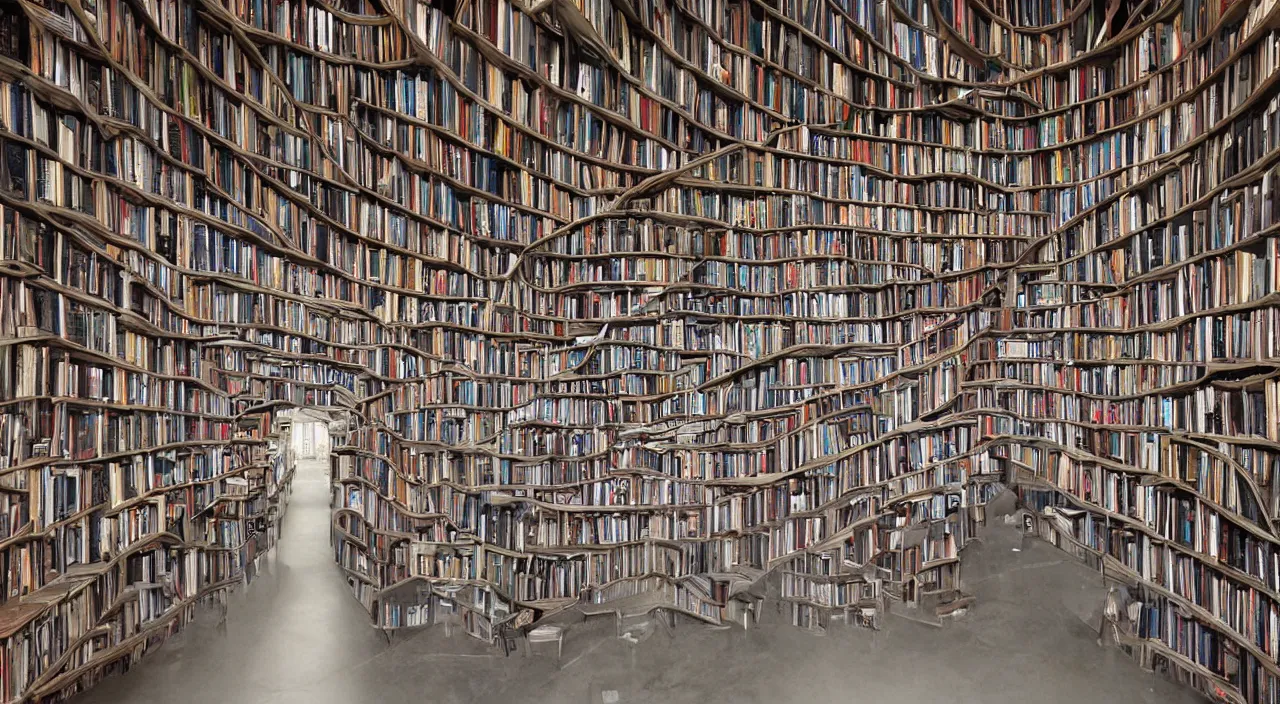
[2,0,1280,698]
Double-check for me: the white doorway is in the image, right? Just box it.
[292,420,331,460]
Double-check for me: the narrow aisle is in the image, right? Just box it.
[77,458,388,704]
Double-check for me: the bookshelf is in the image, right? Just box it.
[2,0,1280,698]
[0,2,306,686]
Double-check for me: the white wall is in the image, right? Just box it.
[291,421,330,459]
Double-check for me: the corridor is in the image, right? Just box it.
[75,458,389,704]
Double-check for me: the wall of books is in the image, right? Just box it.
[2,0,1279,698]
[0,0,305,682]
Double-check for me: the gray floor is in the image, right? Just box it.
[76,459,1203,704]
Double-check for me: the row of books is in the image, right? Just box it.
[3,344,238,417]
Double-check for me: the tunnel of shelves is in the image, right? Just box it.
[2,0,1280,700]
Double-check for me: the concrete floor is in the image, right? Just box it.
[75,459,1203,704]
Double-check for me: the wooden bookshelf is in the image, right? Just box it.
[2,0,1280,698]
